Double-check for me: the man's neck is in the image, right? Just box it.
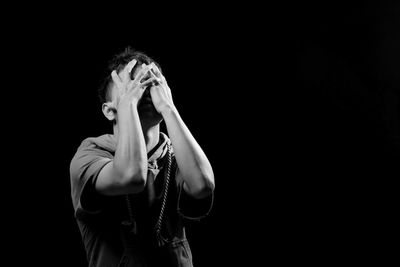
[142,123,160,153]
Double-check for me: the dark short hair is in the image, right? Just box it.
[98,47,162,104]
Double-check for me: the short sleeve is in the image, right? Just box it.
[175,167,214,221]
[70,140,112,218]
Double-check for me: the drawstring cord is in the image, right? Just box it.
[123,143,172,247]
[154,143,172,246]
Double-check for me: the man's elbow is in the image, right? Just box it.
[186,174,215,199]
[120,167,148,193]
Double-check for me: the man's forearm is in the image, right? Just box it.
[162,106,215,198]
[114,100,148,184]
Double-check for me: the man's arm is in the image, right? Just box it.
[95,61,156,196]
[149,65,215,199]
[163,108,215,199]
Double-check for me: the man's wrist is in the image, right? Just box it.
[160,104,177,118]
[116,97,139,114]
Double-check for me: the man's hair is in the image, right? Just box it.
[98,47,162,104]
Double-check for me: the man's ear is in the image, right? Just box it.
[102,102,116,121]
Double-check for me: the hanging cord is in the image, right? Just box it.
[124,191,137,234]
[154,143,172,247]
[123,143,173,245]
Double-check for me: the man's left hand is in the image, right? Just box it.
[148,63,175,114]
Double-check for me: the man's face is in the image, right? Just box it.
[110,62,162,123]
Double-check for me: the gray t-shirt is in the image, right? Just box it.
[70,132,212,267]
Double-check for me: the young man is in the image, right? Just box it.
[70,47,215,267]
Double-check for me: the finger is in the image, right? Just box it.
[111,70,121,85]
[148,62,158,77]
[150,63,162,78]
[120,59,138,82]
[153,64,167,83]
[146,67,159,80]
[145,66,164,87]
[126,59,137,74]
[140,77,160,88]
[134,64,152,83]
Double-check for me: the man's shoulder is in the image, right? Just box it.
[70,134,114,176]
[78,134,116,152]
[70,134,115,168]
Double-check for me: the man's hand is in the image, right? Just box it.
[150,62,215,199]
[110,60,157,109]
[147,63,175,114]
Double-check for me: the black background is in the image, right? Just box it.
[3,1,398,266]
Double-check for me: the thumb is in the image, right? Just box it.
[111,70,122,86]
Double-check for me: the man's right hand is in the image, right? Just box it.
[110,59,157,109]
